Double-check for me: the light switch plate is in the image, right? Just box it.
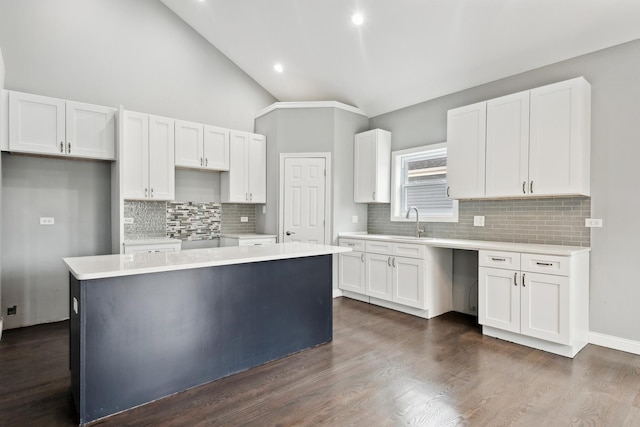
[240,216,249,223]
[352,215,359,224]
[473,216,485,227]
[40,217,54,225]
[585,218,603,227]
[123,217,134,224]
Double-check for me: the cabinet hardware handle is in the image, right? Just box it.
[372,191,376,201]
[347,243,355,246]
[60,142,64,153]
[205,158,208,167]
[530,181,534,193]
[200,157,203,167]
[447,186,450,197]
[536,262,553,266]
[392,257,396,267]
[491,257,506,262]
[145,188,148,197]
[68,142,71,153]
[250,193,253,201]
[151,188,154,198]
[361,253,364,262]
[522,273,526,287]
[514,272,518,286]
[387,257,391,267]
[522,181,526,194]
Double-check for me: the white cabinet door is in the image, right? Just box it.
[393,256,425,309]
[521,272,570,345]
[122,111,150,200]
[485,91,530,198]
[65,101,116,160]
[223,130,249,202]
[174,120,204,169]
[479,267,521,334]
[353,129,391,203]
[339,251,366,294]
[148,115,175,201]
[203,125,229,171]
[247,133,266,203]
[9,91,65,156]
[528,77,590,196]
[366,253,393,301]
[446,101,486,199]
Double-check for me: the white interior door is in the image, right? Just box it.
[282,157,326,244]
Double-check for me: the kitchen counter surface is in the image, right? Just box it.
[338,233,590,256]
[219,233,278,239]
[64,242,350,280]
[123,238,182,246]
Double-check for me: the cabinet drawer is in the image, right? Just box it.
[339,238,365,251]
[366,240,393,254]
[478,250,520,269]
[521,253,569,276]
[393,243,425,259]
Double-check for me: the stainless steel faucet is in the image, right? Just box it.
[406,206,425,238]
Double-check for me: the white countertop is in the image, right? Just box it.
[219,233,278,239]
[123,238,182,246]
[338,233,590,256]
[64,242,350,280]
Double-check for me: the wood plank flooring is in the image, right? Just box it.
[2,297,640,426]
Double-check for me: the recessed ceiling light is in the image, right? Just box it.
[351,13,364,26]
[274,63,284,73]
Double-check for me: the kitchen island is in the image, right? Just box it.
[64,243,350,425]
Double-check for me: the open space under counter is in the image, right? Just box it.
[63,243,350,425]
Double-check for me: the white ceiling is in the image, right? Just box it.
[160,0,640,117]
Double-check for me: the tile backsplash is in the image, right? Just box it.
[124,200,167,239]
[123,201,256,241]
[368,197,591,247]
[167,202,221,241]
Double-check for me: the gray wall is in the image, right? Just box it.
[0,0,276,328]
[370,39,640,341]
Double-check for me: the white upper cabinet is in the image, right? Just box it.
[122,110,175,201]
[528,78,591,197]
[446,102,486,199]
[447,77,591,199]
[221,131,266,203]
[175,121,230,171]
[485,91,530,198]
[353,128,391,203]
[174,120,204,169]
[8,91,115,160]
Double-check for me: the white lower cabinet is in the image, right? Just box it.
[479,249,588,357]
[338,237,452,318]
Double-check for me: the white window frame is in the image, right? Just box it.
[390,143,459,223]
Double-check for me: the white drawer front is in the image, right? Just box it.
[339,238,365,251]
[521,253,569,276]
[238,238,277,246]
[393,243,425,259]
[366,240,394,255]
[478,250,520,270]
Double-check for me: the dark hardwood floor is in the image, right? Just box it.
[2,297,640,426]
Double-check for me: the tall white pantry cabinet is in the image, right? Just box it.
[446,77,590,199]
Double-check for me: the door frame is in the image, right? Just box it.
[279,152,332,245]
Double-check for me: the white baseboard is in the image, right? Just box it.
[332,288,343,298]
[589,332,640,355]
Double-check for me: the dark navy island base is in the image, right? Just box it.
[69,254,333,425]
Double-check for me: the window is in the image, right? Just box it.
[390,143,458,222]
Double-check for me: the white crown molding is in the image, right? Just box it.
[255,101,367,119]
[589,331,640,355]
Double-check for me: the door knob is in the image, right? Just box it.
[285,231,295,236]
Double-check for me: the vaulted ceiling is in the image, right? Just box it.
[161,0,640,117]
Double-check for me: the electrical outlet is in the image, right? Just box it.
[262,205,266,214]
[240,216,248,223]
[473,216,485,227]
[40,217,55,225]
[7,305,17,316]
[585,218,603,227]
[123,217,134,224]
[352,215,359,224]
